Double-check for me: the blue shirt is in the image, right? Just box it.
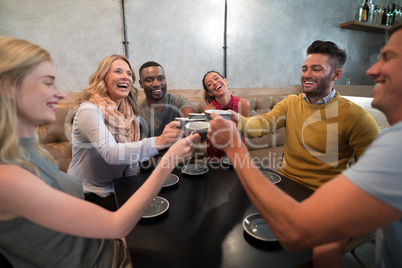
[303,89,337,105]
[344,121,402,268]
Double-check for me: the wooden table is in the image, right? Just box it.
[113,164,314,268]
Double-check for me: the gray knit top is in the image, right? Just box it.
[0,137,131,268]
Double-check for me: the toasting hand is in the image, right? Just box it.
[207,113,243,153]
[156,120,184,150]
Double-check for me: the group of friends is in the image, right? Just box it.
[0,22,401,268]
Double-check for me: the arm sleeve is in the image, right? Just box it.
[237,99,287,138]
[173,94,193,109]
[348,110,379,159]
[75,104,159,165]
[344,125,402,211]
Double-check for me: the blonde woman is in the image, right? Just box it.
[0,37,199,267]
[68,55,183,210]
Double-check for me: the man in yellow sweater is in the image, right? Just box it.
[234,40,379,190]
[209,25,402,267]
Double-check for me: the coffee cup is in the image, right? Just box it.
[175,117,195,130]
[188,113,206,120]
[205,109,231,121]
[185,121,210,142]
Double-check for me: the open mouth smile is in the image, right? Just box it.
[303,81,317,88]
[117,83,129,89]
[152,89,163,94]
[47,102,58,112]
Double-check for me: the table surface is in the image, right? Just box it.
[113,163,314,268]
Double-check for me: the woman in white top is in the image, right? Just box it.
[68,55,183,210]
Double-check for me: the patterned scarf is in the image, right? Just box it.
[89,93,140,143]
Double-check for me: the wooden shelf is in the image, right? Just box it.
[340,20,390,34]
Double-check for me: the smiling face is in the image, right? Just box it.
[104,59,133,105]
[139,66,167,102]
[366,28,402,125]
[301,53,341,103]
[203,72,229,98]
[15,61,65,137]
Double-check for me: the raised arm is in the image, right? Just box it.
[238,98,250,117]
[75,103,159,165]
[155,121,184,150]
[181,106,196,117]
[0,134,200,239]
[177,94,196,117]
[75,103,182,163]
[203,103,216,112]
[208,114,401,251]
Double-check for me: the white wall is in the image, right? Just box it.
[0,0,389,92]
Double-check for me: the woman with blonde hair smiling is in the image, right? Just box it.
[0,36,199,267]
[68,54,183,210]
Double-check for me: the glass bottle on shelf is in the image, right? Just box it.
[391,3,400,24]
[377,5,384,24]
[396,5,402,23]
[382,6,388,25]
[386,5,393,25]
[390,3,397,25]
[357,0,364,21]
[358,0,368,21]
[369,0,375,22]
[373,5,380,23]
[361,0,370,22]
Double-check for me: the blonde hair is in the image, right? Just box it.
[0,36,56,175]
[80,54,139,111]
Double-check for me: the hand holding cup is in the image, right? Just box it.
[162,132,201,168]
[207,113,242,152]
[156,121,184,150]
[185,121,209,142]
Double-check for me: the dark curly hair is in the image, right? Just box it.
[202,70,225,104]
[307,40,347,71]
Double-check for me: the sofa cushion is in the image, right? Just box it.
[187,98,207,113]
[37,93,81,173]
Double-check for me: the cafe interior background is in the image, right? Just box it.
[1,1,397,266]
[0,0,393,93]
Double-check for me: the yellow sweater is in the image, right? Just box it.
[238,93,379,190]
